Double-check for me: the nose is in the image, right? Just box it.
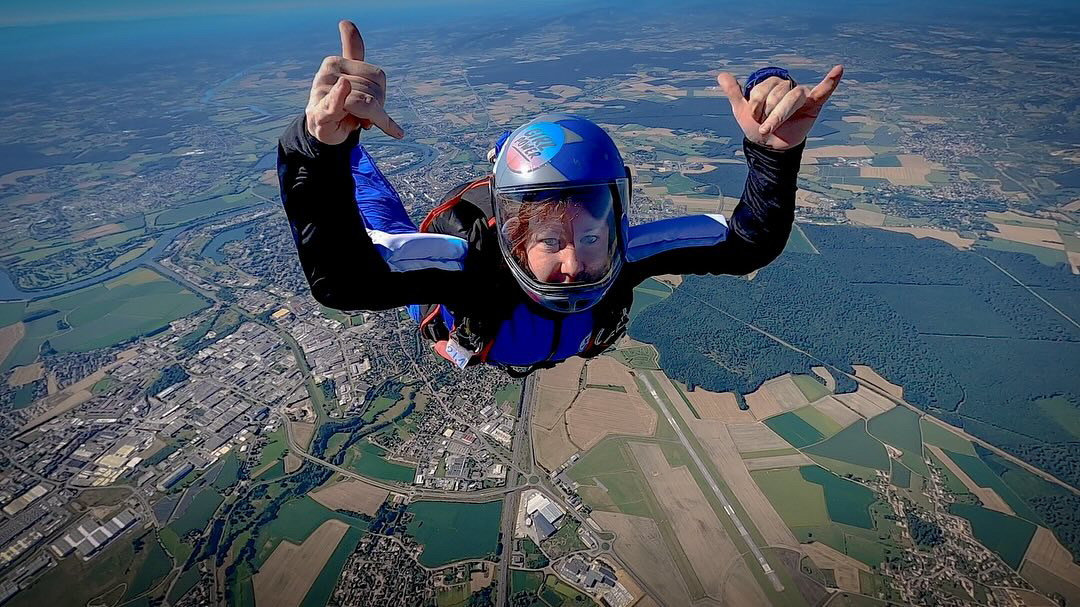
[559,246,582,282]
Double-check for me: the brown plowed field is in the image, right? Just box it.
[253,519,348,607]
[290,420,315,451]
[566,389,656,451]
[852,366,904,400]
[744,383,783,420]
[1024,526,1080,587]
[811,366,836,390]
[812,396,863,427]
[744,454,815,471]
[591,510,692,607]
[310,479,389,515]
[835,389,892,418]
[630,443,743,601]
[728,423,791,453]
[534,423,579,473]
[534,357,584,429]
[763,375,809,411]
[678,384,745,422]
[9,362,43,387]
[0,323,25,370]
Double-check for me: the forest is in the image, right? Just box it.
[630,225,1080,486]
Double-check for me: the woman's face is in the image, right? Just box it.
[524,205,611,283]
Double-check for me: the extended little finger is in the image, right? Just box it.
[759,86,807,135]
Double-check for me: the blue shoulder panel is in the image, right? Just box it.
[625,214,728,263]
[351,144,467,273]
[351,144,417,235]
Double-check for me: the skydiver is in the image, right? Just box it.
[278,20,844,376]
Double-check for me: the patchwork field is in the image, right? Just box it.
[676,383,744,421]
[533,357,585,429]
[253,519,348,607]
[867,406,928,476]
[801,540,870,592]
[812,396,862,428]
[591,511,691,606]
[1,267,208,373]
[1024,526,1080,590]
[533,357,586,471]
[565,357,656,451]
[728,423,791,454]
[744,453,815,471]
[309,478,389,516]
[927,446,1013,515]
[805,422,890,473]
[948,503,1036,569]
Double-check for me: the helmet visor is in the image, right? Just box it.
[495,180,626,288]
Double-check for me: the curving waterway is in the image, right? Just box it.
[0,64,437,302]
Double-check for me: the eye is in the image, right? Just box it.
[541,238,561,250]
[580,234,599,245]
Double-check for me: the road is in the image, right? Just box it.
[493,374,536,607]
[638,372,785,593]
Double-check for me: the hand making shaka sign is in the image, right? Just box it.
[306,20,405,145]
[716,65,844,150]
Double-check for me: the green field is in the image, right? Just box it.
[605,346,659,370]
[978,237,1068,267]
[805,422,890,472]
[948,503,1036,569]
[167,567,201,604]
[1,267,207,371]
[152,190,261,227]
[792,373,830,401]
[123,535,173,600]
[752,467,829,527]
[764,412,824,448]
[1035,396,1080,440]
[867,407,929,476]
[785,224,819,255]
[941,449,1041,523]
[801,466,876,529]
[169,489,224,537]
[794,405,844,436]
[539,574,598,606]
[345,440,416,483]
[0,301,26,327]
[630,278,672,322]
[406,500,502,567]
[567,438,652,517]
[511,569,544,595]
[919,419,976,454]
[212,451,242,491]
[890,461,912,488]
[8,530,142,607]
[300,526,365,607]
[927,450,971,495]
[254,497,369,565]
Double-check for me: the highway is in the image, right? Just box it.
[638,372,785,593]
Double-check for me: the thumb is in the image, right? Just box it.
[339,20,364,61]
[716,72,747,110]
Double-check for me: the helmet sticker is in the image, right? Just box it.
[506,122,565,173]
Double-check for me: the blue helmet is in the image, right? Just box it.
[492,114,630,313]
